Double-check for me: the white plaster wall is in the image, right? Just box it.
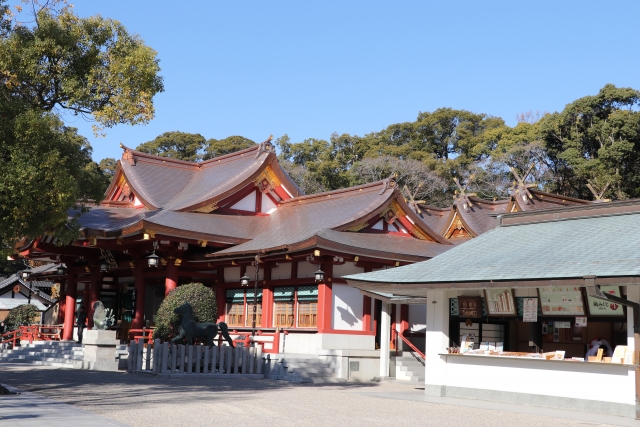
[0,292,27,303]
[231,192,256,211]
[626,285,639,351]
[261,192,277,213]
[332,262,364,279]
[332,284,363,331]
[282,333,320,354]
[441,355,636,405]
[282,333,375,353]
[296,261,317,279]
[245,265,264,285]
[270,263,291,280]
[224,267,241,283]
[424,290,451,389]
[408,304,426,333]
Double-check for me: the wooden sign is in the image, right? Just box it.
[523,298,538,322]
[458,296,482,318]
[484,288,516,316]
[538,286,585,316]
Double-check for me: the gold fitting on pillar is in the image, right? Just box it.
[174,258,182,266]
[314,250,321,256]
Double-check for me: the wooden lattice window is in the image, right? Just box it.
[226,303,244,327]
[297,285,318,328]
[273,287,295,327]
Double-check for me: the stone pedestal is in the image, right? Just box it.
[82,330,119,371]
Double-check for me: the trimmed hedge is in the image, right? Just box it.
[152,283,217,342]
[5,304,39,331]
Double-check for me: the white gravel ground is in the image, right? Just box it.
[0,365,625,427]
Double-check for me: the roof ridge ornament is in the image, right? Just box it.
[509,164,537,204]
[379,175,397,195]
[120,143,136,166]
[453,175,476,212]
[586,179,611,203]
[255,135,276,158]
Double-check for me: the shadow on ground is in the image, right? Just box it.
[0,364,390,410]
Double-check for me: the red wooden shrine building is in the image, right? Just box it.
[19,137,593,360]
[19,138,455,354]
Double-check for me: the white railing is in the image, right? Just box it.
[127,339,263,378]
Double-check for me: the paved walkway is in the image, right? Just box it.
[0,383,130,427]
[0,364,635,427]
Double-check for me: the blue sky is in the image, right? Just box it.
[18,1,640,161]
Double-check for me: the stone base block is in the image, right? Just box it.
[82,330,119,372]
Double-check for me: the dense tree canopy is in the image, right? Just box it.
[275,85,640,206]
[0,1,163,254]
[204,135,255,160]
[136,131,206,162]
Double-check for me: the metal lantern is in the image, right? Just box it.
[314,269,325,282]
[240,274,250,286]
[99,259,109,272]
[147,251,160,267]
[20,270,31,280]
[56,265,67,276]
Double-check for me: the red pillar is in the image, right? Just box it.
[316,263,333,332]
[132,262,146,330]
[62,276,77,341]
[399,304,409,351]
[362,295,372,332]
[164,259,177,297]
[87,266,102,329]
[216,284,225,323]
[261,287,273,328]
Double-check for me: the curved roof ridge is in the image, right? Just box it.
[198,145,261,167]
[119,144,201,168]
[467,195,510,205]
[528,188,592,204]
[282,180,391,205]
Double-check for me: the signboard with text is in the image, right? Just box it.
[586,286,625,317]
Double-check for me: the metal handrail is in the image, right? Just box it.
[393,329,425,361]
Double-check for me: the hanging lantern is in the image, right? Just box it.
[314,269,325,282]
[240,274,250,286]
[99,259,109,272]
[20,270,31,280]
[147,251,159,267]
[56,265,67,276]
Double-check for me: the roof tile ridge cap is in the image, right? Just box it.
[467,195,509,205]
[528,188,592,204]
[280,180,386,204]
[119,146,200,168]
[417,203,452,212]
[198,145,262,167]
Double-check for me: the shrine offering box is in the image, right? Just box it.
[538,286,585,316]
[458,296,482,318]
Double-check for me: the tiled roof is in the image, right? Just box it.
[119,144,303,211]
[314,229,451,260]
[0,274,55,304]
[211,180,449,258]
[457,198,510,236]
[345,203,640,285]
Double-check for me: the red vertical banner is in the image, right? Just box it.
[216,284,226,324]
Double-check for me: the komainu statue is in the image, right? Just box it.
[172,302,235,347]
[92,301,115,330]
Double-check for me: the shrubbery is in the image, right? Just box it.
[5,304,39,331]
[152,283,217,342]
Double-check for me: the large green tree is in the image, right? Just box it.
[538,84,640,200]
[0,1,163,253]
[203,135,255,160]
[136,131,206,162]
[0,0,163,132]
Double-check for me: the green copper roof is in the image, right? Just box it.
[345,211,640,285]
